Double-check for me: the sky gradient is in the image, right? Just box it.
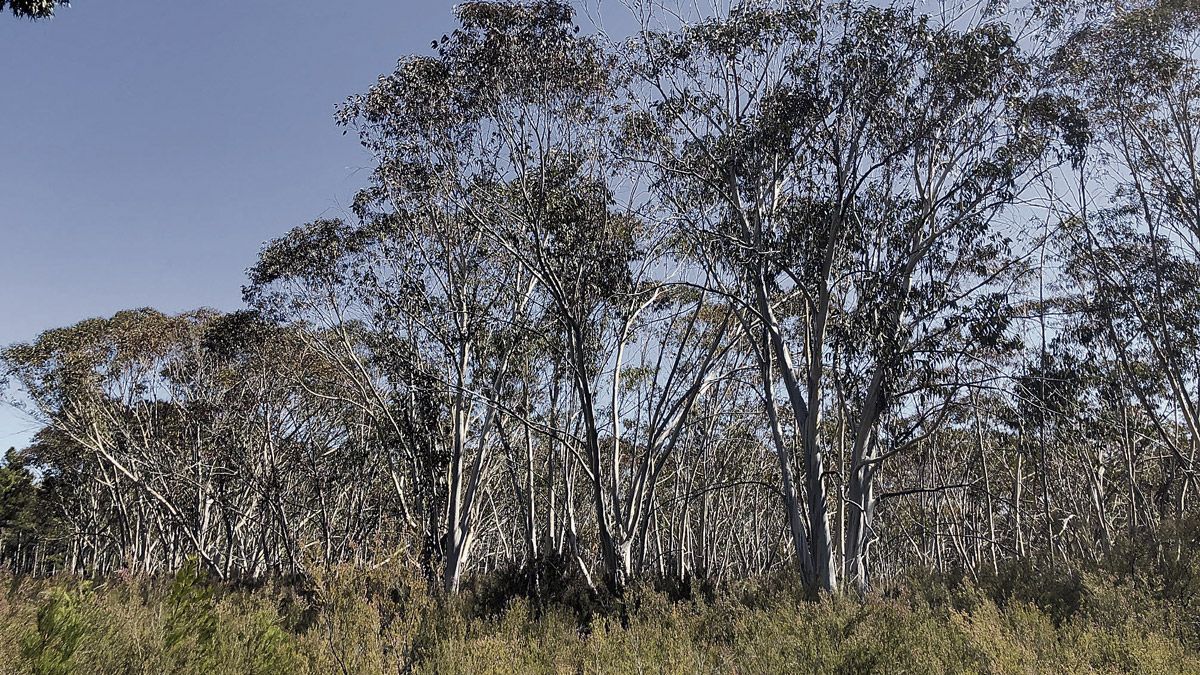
[0,1,462,449]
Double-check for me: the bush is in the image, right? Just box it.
[20,585,88,675]
[0,554,1197,673]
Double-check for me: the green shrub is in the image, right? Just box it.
[163,559,219,669]
[1,553,1198,674]
[20,585,88,675]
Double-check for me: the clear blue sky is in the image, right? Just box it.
[0,1,463,449]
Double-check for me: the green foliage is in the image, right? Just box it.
[1,0,66,20]
[0,448,64,570]
[20,586,88,675]
[163,559,219,667]
[0,553,1197,674]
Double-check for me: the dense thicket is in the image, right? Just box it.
[3,0,1199,605]
[3,551,1200,673]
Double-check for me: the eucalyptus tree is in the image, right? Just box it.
[246,201,532,591]
[1,0,67,19]
[10,0,1192,597]
[1,310,235,574]
[336,0,745,592]
[1052,0,1200,520]
[624,1,1075,592]
[1,307,413,577]
[488,169,736,590]
[193,310,378,577]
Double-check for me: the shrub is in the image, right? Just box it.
[20,585,88,675]
[0,554,1197,673]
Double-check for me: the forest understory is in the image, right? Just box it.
[4,526,1200,675]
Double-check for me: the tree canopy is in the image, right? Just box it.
[4,0,1200,608]
[2,0,68,20]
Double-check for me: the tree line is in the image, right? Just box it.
[2,0,1197,599]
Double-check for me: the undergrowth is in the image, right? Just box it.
[2,537,1199,674]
